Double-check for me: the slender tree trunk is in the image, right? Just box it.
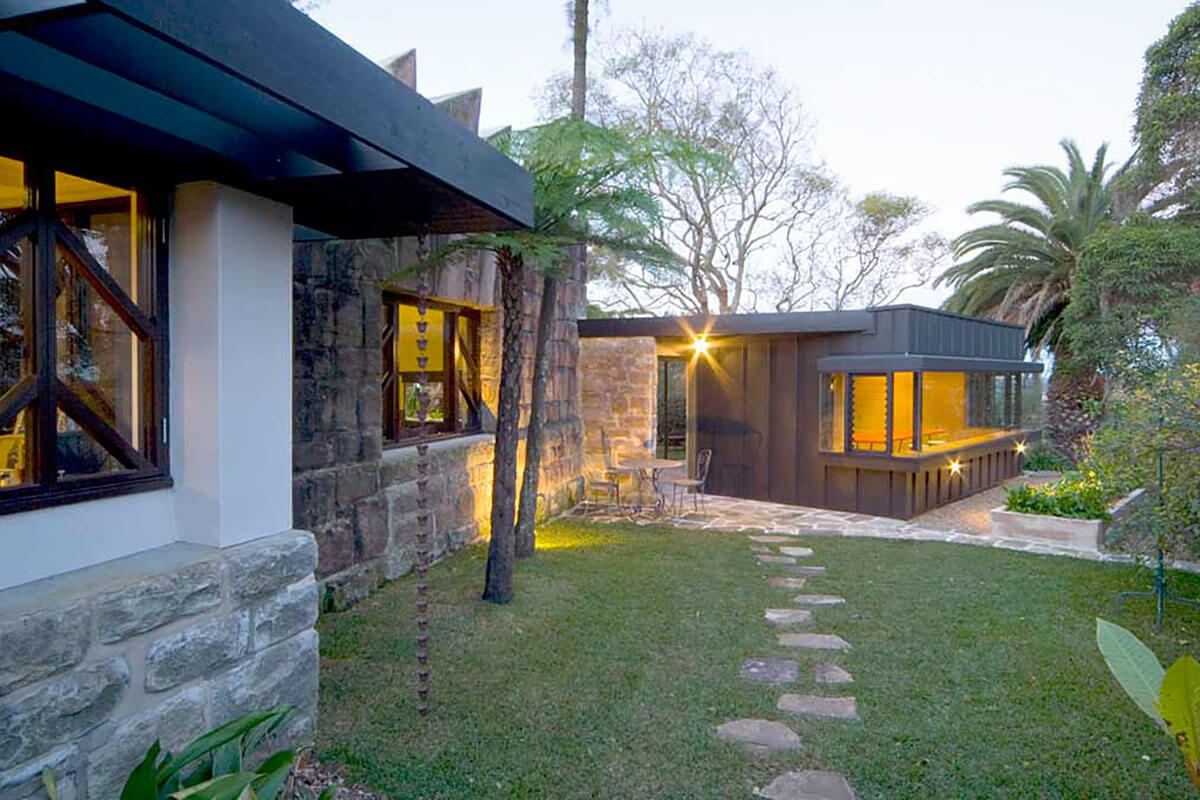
[513,0,589,555]
[516,279,557,557]
[483,249,526,603]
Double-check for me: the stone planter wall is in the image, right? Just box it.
[292,239,586,610]
[0,531,318,800]
[578,337,658,489]
[989,488,1148,551]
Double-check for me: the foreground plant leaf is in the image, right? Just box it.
[1158,655,1200,790]
[1096,618,1165,725]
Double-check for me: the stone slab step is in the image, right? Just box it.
[755,770,857,800]
[764,608,813,627]
[758,555,798,565]
[783,565,826,576]
[714,718,801,753]
[777,694,858,720]
[740,659,799,684]
[814,663,854,685]
[770,577,807,590]
[778,546,814,557]
[749,535,794,544]
[791,594,845,606]
[778,633,851,650]
[750,545,774,554]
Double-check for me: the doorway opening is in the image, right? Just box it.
[656,357,687,459]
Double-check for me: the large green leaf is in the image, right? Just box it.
[1096,618,1165,725]
[168,772,259,800]
[156,709,289,786]
[1159,655,1200,789]
[41,768,60,800]
[249,750,296,800]
[122,742,162,800]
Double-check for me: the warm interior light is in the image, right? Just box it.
[949,459,962,475]
[692,335,710,354]
[1015,441,1027,455]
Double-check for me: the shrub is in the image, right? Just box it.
[41,706,335,800]
[1021,439,1072,472]
[1083,363,1200,554]
[1005,471,1112,520]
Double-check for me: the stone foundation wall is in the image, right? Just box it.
[293,239,585,610]
[578,337,658,485]
[0,531,318,800]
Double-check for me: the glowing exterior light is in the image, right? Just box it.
[1015,441,1027,455]
[692,335,710,355]
[949,459,962,475]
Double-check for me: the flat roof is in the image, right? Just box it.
[0,0,533,238]
[578,310,878,339]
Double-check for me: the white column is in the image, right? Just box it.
[171,182,294,548]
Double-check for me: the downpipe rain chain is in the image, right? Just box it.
[414,235,432,716]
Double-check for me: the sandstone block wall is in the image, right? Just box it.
[578,337,658,487]
[293,239,585,610]
[0,531,318,800]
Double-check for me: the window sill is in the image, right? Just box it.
[818,430,1039,472]
[382,430,491,456]
[0,473,174,516]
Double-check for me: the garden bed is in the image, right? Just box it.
[990,488,1146,550]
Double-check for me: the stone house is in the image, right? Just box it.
[0,3,545,797]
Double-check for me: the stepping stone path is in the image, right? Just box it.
[714,719,801,753]
[755,770,857,800]
[750,545,774,554]
[749,535,794,544]
[790,593,845,606]
[740,659,799,685]
[814,663,854,685]
[778,546,814,557]
[770,577,808,589]
[778,694,859,720]
[778,633,851,650]
[764,608,812,627]
[783,565,826,576]
[758,555,798,565]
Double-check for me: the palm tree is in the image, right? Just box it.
[429,118,671,603]
[935,140,1117,459]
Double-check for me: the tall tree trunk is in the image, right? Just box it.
[1045,347,1105,464]
[516,279,557,557]
[513,0,589,556]
[483,249,526,603]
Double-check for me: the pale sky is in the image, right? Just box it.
[309,0,1189,306]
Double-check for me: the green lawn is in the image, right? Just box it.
[317,520,1200,799]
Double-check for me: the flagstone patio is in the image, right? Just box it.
[572,495,1200,572]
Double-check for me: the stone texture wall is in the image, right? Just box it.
[578,337,658,486]
[293,238,585,610]
[0,531,318,800]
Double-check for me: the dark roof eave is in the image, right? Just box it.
[578,310,877,339]
[817,354,1044,373]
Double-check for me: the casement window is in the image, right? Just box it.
[381,295,481,444]
[0,154,169,513]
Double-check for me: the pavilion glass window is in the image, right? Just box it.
[0,153,168,511]
[818,369,1036,456]
[381,295,481,443]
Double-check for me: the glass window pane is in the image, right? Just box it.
[892,372,916,455]
[395,304,444,372]
[55,244,142,451]
[1021,373,1043,429]
[55,171,141,306]
[455,313,480,431]
[920,371,1022,453]
[819,373,845,452]
[0,409,32,487]
[404,381,444,424]
[850,375,888,452]
[56,408,124,477]
[0,155,29,220]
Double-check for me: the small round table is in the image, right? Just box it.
[618,457,684,516]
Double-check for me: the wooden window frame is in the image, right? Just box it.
[0,157,170,515]
[381,293,482,447]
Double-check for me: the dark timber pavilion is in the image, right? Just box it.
[579,305,1043,519]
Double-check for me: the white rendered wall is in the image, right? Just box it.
[171,182,294,549]
[0,182,294,590]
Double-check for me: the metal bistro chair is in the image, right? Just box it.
[588,430,640,513]
[670,448,713,514]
